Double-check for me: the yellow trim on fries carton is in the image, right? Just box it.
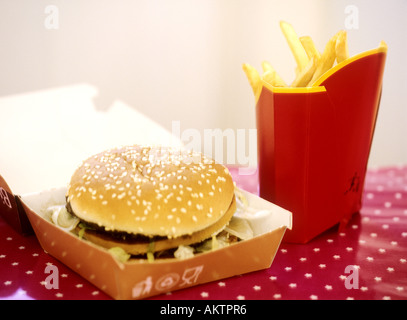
[262,80,326,94]
[312,44,388,87]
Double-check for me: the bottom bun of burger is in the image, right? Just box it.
[65,145,238,258]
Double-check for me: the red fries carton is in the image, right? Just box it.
[256,46,387,243]
[0,176,291,300]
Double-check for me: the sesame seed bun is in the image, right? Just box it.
[66,145,235,254]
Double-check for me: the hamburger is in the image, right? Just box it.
[63,145,241,260]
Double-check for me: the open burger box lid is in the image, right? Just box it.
[0,174,292,300]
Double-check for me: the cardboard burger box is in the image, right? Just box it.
[0,174,291,300]
[256,46,387,243]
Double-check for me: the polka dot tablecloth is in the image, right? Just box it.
[1,166,406,300]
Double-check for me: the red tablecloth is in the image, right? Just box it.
[1,166,406,300]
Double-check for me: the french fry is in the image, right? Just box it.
[242,63,261,97]
[291,57,318,87]
[279,21,309,72]
[335,30,349,64]
[261,60,273,73]
[300,36,321,60]
[379,40,388,50]
[308,31,340,86]
[261,61,287,87]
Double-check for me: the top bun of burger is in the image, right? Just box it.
[66,145,236,255]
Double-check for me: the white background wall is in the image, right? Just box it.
[0,0,406,180]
